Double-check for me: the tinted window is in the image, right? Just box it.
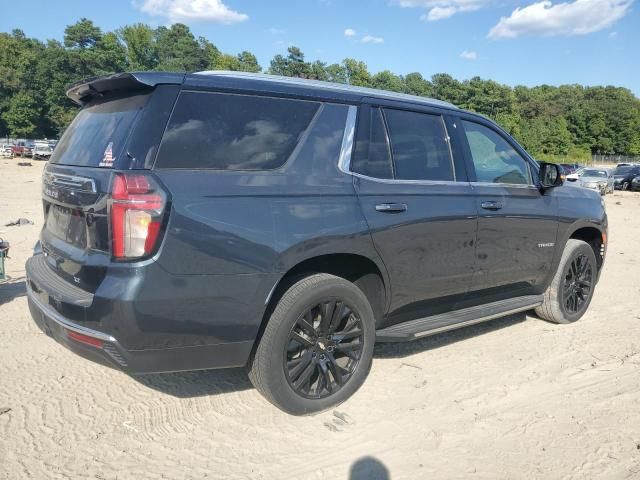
[156,91,320,170]
[50,93,148,167]
[287,104,348,176]
[384,109,454,181]
[462,120,531,185]
[351,108,393,179]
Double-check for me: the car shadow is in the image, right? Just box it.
[133,367,253,398]
[135,312,528,399]
[0,278,26,307]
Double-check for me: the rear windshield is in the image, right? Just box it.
[50,93,149,167]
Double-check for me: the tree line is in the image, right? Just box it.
[1,18,639,160]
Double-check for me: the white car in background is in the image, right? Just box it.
[569,168,614,195]
[564,168,584,183]
[1,144,13,157]
[33,142,54,160]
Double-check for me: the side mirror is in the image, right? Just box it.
[539,162,563,189]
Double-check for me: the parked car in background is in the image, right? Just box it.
[559,163,582,175]
[631,176,640,192]
[12,141,33,157]
[613,165,640,190]
[33,142,54,160]
[576,168,614,195]
[1,144,13,157]
[25,72,608,414]
[565,168,584,183]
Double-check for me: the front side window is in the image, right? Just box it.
[462,120,532,185]
[156,91,320,170]
[384,109,454,181]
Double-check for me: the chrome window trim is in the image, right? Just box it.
[440,115,457,182]
[470,181,539,190]
[337,105,357,174]
[347,171,465,186]
[338,106,461,186]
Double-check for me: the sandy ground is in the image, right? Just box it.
[1,159,639,480]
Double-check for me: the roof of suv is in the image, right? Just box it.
[191,71,458,110]
[67,71,459,112]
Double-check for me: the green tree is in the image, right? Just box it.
[343,58,372,87]
[118,23,158,70]
[3,91,41,137]
[64,18,101,49]
[155,24,207,72]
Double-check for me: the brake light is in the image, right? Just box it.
[110,173,167,259]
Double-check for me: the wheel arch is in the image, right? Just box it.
[250,253,389,358]
[568,225,606,273]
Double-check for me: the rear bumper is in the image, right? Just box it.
[25,254,257,374]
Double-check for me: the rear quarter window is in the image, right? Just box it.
[155,91,320,170]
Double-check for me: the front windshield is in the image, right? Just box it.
[615,166,632,174]
[582,169,608,178]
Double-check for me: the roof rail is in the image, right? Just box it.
[193,71,458,109]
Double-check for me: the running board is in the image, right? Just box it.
[376,295,543,342]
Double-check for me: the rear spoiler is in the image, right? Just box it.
[66,72,185,106]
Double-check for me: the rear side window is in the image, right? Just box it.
[156,91,320,170]
[462,120,532,185]
[384,109,454,181]
[351,108,393,179]
[50,93,149,167]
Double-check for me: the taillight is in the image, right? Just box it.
[110,173,167,260]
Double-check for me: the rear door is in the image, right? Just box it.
[350,102,478,324]
[457,116,558,299]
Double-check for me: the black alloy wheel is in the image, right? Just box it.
[284,300,364,399]
[562,253,593,315]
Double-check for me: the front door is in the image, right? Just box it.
[457,117,559,299]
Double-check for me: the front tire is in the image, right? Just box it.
[535,239,597,324]
[248,274,375,415]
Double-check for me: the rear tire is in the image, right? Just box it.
[248,273,375,415]
[535,239,597,324]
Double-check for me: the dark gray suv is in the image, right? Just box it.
[26,72,607,414]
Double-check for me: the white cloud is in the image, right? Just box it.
[392,0,487,21]
[137,0,248,24]
[460,50,478,60]
[488,0,632,39]
[361,35,385,44]
[267,27,284,35]
[344,28,357,37]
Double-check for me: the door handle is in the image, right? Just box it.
[375,203,407,213]
[481,201,503,211]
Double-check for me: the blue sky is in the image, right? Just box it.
[3,0,639,95]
